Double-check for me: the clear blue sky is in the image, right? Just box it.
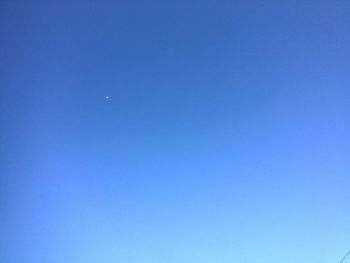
[1,0,349,262]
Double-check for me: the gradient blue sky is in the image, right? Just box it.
[1,0,349,262]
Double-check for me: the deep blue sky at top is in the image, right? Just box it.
[0,0,349,262]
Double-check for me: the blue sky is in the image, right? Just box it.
[1,0,349,262]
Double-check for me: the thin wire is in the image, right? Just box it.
[339,250,350,263]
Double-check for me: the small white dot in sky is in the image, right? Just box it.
[105,96,109,99]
